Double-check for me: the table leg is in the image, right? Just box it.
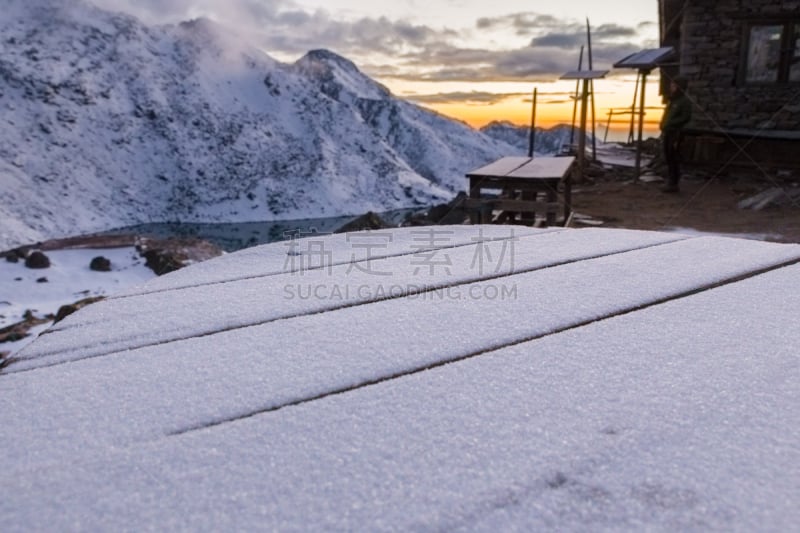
[469,177,480,224]
[563,173,572,225]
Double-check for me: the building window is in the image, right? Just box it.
[744,21,800,83]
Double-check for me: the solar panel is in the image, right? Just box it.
[613,47,676,69]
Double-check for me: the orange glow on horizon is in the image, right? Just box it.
[389,77,667,141]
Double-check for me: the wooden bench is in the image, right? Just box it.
[465,156,576,226]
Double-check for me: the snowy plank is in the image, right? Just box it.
[11,228,681,371]
[2,230,799,478]
[466,156,531,177]
[505,156,574,179]
[113,225,549,297]
[1,259,799,531]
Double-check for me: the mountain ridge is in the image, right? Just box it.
[0,1,514,248]
[0,0,567,249]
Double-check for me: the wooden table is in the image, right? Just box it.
[465,156,576,226]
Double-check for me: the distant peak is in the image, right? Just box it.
[482,120,520,130]
[299,49,360,72]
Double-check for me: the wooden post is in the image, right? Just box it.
[634,69,649,180]
[629,71,640,144]
[586,19,597,160]
[468,177,480,224]
[569,46,584,148]
[528,88,538,158]
[577,78,590,182]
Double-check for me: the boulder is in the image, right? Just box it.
[142,249,184,276]
[334,211,392,233]
[135,237,223,276]
[54,304,78,323]
[90,256,112,272]
[54,296,105,324]
[25,251,50,269]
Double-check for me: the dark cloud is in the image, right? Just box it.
[530,33,584,48]
[530,22,641,50]
[380,37,641,83]
[594,23,638,39]
[476,13,561,35]
[407,91,528,105]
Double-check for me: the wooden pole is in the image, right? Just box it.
[629,71,641,144]
[586,18,597,160]
[569,46,584,148]
[578,78,590,181]
[635,69,649,180]
[528,87,538,158]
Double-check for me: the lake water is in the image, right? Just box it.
[102,208,422,252]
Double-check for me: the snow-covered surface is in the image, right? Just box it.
[0,246,155,355]
[2,226,799,530]
[593,142,652,168]
[0,0,518,250]
[666,226,785,242]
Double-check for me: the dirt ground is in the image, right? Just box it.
[569,170,800,243]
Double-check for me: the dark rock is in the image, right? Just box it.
[402,192,469,227]
[0,330,27,343]
[9,247,29,260]
[142,249,184,276]
[430,192,469,224]
[135,237,223,276]
[53,296,105,324]
[334,211,392,233]
[54,304,78,323]
[25,251,50,269]
[5,255,18,263]
[90,256,112,272]
[36,277,48,283]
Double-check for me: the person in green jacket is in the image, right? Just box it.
[660,76,692,193]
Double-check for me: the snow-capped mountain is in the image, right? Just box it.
[480,121,580,155]
[0,0,517,249]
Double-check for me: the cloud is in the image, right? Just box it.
[88,2,652,83]
[476,13,562,35]
[92,0,454,56]
[91,0,289,24]
[407,91,529,106]
[530,33,584,48]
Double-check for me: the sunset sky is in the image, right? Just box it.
[93,0,666,137]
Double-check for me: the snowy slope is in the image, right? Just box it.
[2,227,800,530]
[0,0,516,249]
[0,245,156,355]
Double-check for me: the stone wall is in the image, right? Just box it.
[678,0,800,132]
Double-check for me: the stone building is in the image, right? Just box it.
[659,0,800,168]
